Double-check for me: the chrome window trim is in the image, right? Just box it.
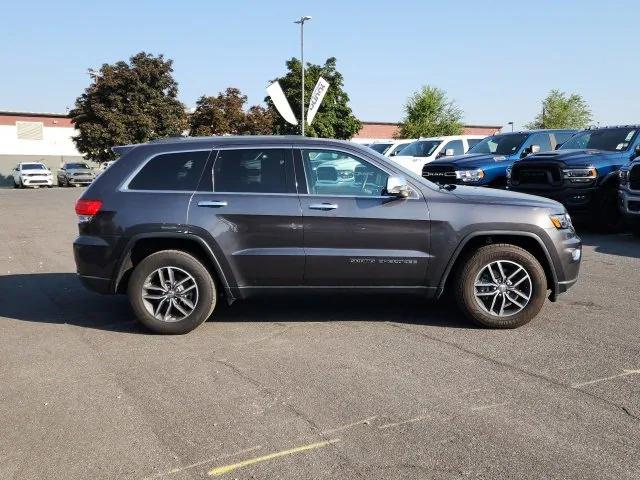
[297,146,420,200]
[119,148,214,192]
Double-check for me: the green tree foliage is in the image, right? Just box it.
[70,52,187,162]
[398,86,463,138]
[525,90,592,129]
[189,88,275,136]
[265,57,361,139]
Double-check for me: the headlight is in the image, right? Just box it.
[455,169,485,183]
[619,169,629,185]
[562,167,597,183]
[550,213,573,230]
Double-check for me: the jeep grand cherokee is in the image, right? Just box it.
[73,136,581,334]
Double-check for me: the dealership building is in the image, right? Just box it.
[0,111,502,186]
[0,111,83,186]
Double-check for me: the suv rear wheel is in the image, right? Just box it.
[454,244,547,328]
[127,250,216,334]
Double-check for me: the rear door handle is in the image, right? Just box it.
[309,203,338,211]
[197,200,228,208]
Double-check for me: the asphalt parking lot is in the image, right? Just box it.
[1,187,639,480]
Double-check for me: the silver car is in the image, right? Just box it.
[57,162,95,187]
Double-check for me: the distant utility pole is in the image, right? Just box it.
[294,16,312,136]
[508,121,514,132]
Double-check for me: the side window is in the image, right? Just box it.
[553,132,574,148]
[524,133,553,153]
[442,140,464,155]
[302,149,389,197]
[467,138,482,149]
[213,148,289,193]
[128,151,209,191]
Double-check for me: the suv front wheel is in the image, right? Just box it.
[454,244,547,328]
[128,250,217,334]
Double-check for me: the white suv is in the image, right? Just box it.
[390,135,486,174]
[12,162,54,188]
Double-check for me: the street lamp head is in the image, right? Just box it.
[294,15,312,24]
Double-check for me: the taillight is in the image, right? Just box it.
[75,199,102,221]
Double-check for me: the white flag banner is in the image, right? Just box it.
[306,77,329,126]
[266,81,298,125]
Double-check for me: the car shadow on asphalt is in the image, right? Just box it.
[578,232,640,259]
[0,273,474,334]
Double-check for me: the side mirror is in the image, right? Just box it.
[386,175,410,198]
[444,148,455,157]
[530,145,541,154]
[555,143,564,150]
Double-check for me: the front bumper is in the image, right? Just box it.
[21,176,53,187]
[68,176,94,185]
[509,184,597,213]
[544,227,582,300]
[618,188,640,225]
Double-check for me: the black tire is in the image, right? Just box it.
[13,179,19,189]
[631,224,640,238]
[127,250,216,334]
[454,244,547,329]
[593,184,623,233]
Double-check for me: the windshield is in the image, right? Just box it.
[368,143,392,154]
[560,128,638,152]
[468,133,528,155]
[398,140,442,157]
[21,163,46,170]
[66,163,91,169]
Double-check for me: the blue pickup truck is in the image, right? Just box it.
[422,129,575,187]
[508,125,640,232]
[618,156,640,236]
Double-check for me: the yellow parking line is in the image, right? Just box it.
[208,439,339,476]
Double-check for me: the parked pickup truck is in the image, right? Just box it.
[422,130,575,188]
[618,157,640,236]
[508,126,640,232]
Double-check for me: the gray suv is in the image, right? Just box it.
[73,136,582,334]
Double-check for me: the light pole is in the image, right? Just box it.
[294,15,312,135]
[508,121,514,132]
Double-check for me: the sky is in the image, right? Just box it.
[1,0,638,130]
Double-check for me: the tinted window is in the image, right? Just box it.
[368,143,392,154]
[399,140,442,157]
[524,133,553,153]
[560,128,638,152]
[21,163,46,170]
[303,149,389,197]
[467,138,482,149]
[65,163,90,169]
[469,133,528,155]
[392,143,411,154]
[213,149,288,193]
[442,139,464,155]
[129,151,209,191]
[553,131,574,147]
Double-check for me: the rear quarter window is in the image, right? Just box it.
[128,151,210,191]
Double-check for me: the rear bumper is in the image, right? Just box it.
[73,234,120,294]
[78,274,112,294]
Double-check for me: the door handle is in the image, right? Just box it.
[309,203,338,211]
[197,200,228,208]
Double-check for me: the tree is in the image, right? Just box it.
[189,88,275,136]
[397,86,463,138]
[265,57,361,139]
[525,90,592,129]
[70,52,187,162]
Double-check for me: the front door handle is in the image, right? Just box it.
[198,200,228,208]
[309,203,338,211]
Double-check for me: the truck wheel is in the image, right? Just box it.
[593,184,623,233]
[454,244,547,328]
[127,250,216,334]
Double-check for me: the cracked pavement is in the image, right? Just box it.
[1,188,639,479]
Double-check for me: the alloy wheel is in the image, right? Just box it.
[473,260,532,317]
[141,266,199,322]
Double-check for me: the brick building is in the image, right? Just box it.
[352,121,502,143]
